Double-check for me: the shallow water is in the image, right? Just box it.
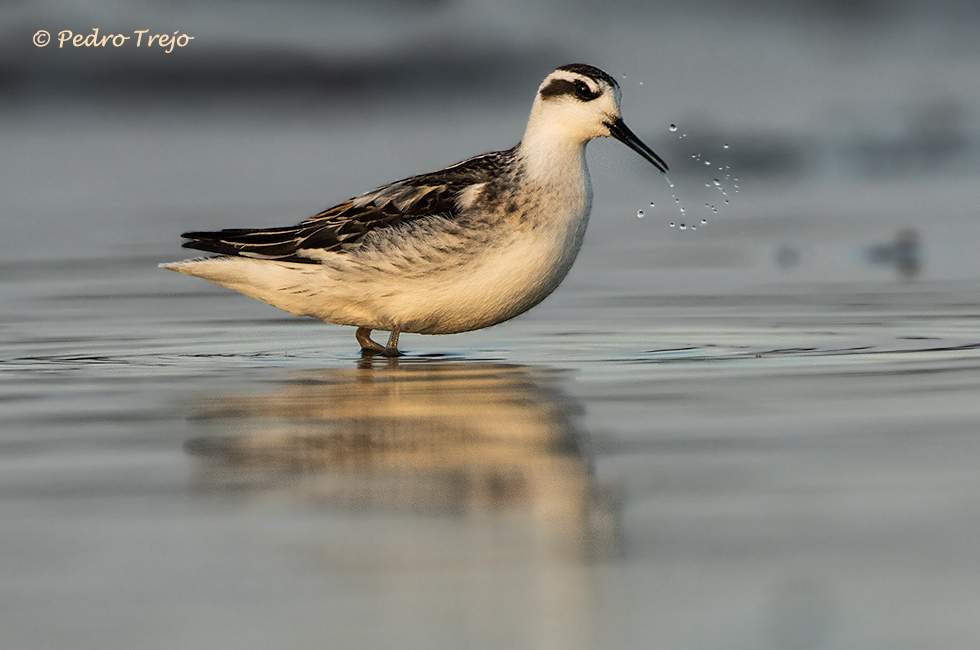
[4,191,980,648]
[5,20,980,642]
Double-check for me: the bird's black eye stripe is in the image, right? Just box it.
[539,78,600,102]
[573,80,594,100]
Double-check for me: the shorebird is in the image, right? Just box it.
[161,63,668,356]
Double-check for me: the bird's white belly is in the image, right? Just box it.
[381,225,584,334]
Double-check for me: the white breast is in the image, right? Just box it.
[379,183,592,334]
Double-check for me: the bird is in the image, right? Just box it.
[161,63,668,357]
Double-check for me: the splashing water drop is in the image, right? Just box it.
[669,124,677,132]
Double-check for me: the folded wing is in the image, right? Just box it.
[181,149,513,264]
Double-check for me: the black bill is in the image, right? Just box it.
[606,117,669,173]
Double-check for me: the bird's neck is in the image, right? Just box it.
[515,121,591,201]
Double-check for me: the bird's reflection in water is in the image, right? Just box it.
[185,360,619,562]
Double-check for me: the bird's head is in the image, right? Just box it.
[527,63,668,173]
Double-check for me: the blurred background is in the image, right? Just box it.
[2,0,979,295]
[3,1,980,649]
[4,0,980,273]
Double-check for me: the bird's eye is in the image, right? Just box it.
[573,80,594,100]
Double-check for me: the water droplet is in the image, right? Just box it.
[705,182,711,188]
[704,160,711,165]
[668,182,674,188]
[725,199,729,204]
[649,202,655,208]
[680,207,686,215]
[638,81,644,86]
[636,210,644,218]
[669,222,675,228]
[669,124,677,132]
[723,144,729,149]
[691,225,697,230]
[701,218,707,224]
[713,179,721,186]
[681,133,687,138]
[679,224,687,230]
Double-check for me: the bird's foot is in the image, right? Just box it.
[356,327,403,357]
[382,329,402,357]
[356,327,385,355]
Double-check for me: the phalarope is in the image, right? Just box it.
[161,63,668,356]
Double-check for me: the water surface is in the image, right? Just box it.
[4,12,980,642]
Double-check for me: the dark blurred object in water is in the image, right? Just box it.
[865,228,920,280]
[775,245,802,270]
